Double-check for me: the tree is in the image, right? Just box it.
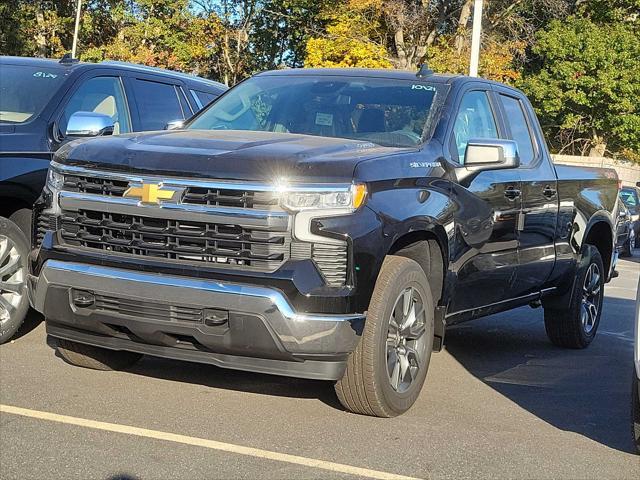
[305,1,392,68]
[520,16,640,159]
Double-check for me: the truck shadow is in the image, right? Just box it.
[445,294,637,454]
[126,353,344,410]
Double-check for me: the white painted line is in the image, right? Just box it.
[0,404,423,480]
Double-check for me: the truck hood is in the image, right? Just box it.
[56,129,413,183]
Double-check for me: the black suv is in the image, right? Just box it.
[0,55,226,342]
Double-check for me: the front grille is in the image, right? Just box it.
[95,294,203,324]
[60,210,290,272]
[182,188,279,209]
[63,174,280,209]
[64,175,129,196]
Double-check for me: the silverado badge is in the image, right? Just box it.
[123,182,183,205]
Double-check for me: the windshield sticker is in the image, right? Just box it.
[33,71,58,79]
[411,84,436,91]
[315,112,333,126]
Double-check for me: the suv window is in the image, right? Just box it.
[499,94,535,165]
[131,79,184,130]
[452,91,498,162]
[61,76,131,135]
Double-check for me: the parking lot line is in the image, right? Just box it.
[0,404,423,480]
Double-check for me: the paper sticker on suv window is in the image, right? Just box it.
[33,71,58,79]
[315,112,333,126]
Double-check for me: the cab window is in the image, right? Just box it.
[499,94,535,165]
[61,76,131,135]
[452,91,498,163]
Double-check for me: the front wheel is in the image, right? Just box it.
[335,255,434,417]
[543,245,604,349]
[0,217,30,344]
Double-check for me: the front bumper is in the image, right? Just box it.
[31,260,365,380]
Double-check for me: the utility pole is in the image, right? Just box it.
[469,0,483,77]
[71,0,82,58]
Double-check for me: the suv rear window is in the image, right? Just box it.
[0,64,66,123]
[131,79,184,130]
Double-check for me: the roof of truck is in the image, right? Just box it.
[0,56,226,90]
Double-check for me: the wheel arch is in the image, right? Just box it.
[582,218,614,280]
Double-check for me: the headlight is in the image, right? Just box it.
[46,167,64,190]
[281,184,367,212]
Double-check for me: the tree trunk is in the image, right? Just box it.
[34,9,47,57]
[454,0,474,53]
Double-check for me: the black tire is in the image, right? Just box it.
[620,236,632,257]
[633,372,640,453]
[544,245,604,349]
[9,208,32,246]
[55,337,143,371]
[335,255,434,417]
[0,216,30,344]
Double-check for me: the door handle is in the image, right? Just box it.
[504,186,521,200]
[542,185,557,198]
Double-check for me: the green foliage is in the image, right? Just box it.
[1,0,638,162]
[520,16,640,160]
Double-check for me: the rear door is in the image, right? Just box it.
[495,88,559,296]
[448,86,523,314]
[124,75,193,131]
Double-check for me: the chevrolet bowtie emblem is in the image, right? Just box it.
[123,183,182,204]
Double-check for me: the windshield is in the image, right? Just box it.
[188,75,447,148]
[0,64,66,123]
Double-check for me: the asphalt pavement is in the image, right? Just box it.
[1,256,639,479]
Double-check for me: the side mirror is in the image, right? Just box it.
[165,119,185,130]
[464,139,520,170]
[66,111,114,137]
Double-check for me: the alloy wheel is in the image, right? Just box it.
[0,234,26,326]
[386,286,428,393]
[581,262,601,334]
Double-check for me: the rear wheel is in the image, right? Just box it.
[55,337,142,371]
[544,245,604,349]
[335,255,434,417]
[0,217,30,344]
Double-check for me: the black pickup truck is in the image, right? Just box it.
[28,68,620,417]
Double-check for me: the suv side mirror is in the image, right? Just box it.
[165,119,185,130]
[464,139,520,170]
[66,111,114,137]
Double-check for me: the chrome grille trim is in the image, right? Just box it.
[59,191,289,230]
[50,161,351,193]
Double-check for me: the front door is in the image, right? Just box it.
[448,89,522,314]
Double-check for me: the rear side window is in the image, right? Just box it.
[131,79,184,130]
[191,90,218,109]
[499,94,535,165]
[452,91,499,162]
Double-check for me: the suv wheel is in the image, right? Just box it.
[0,217,29,344]
[55,338,143,371]
[335,255,434,417]
[544,244,604,348]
